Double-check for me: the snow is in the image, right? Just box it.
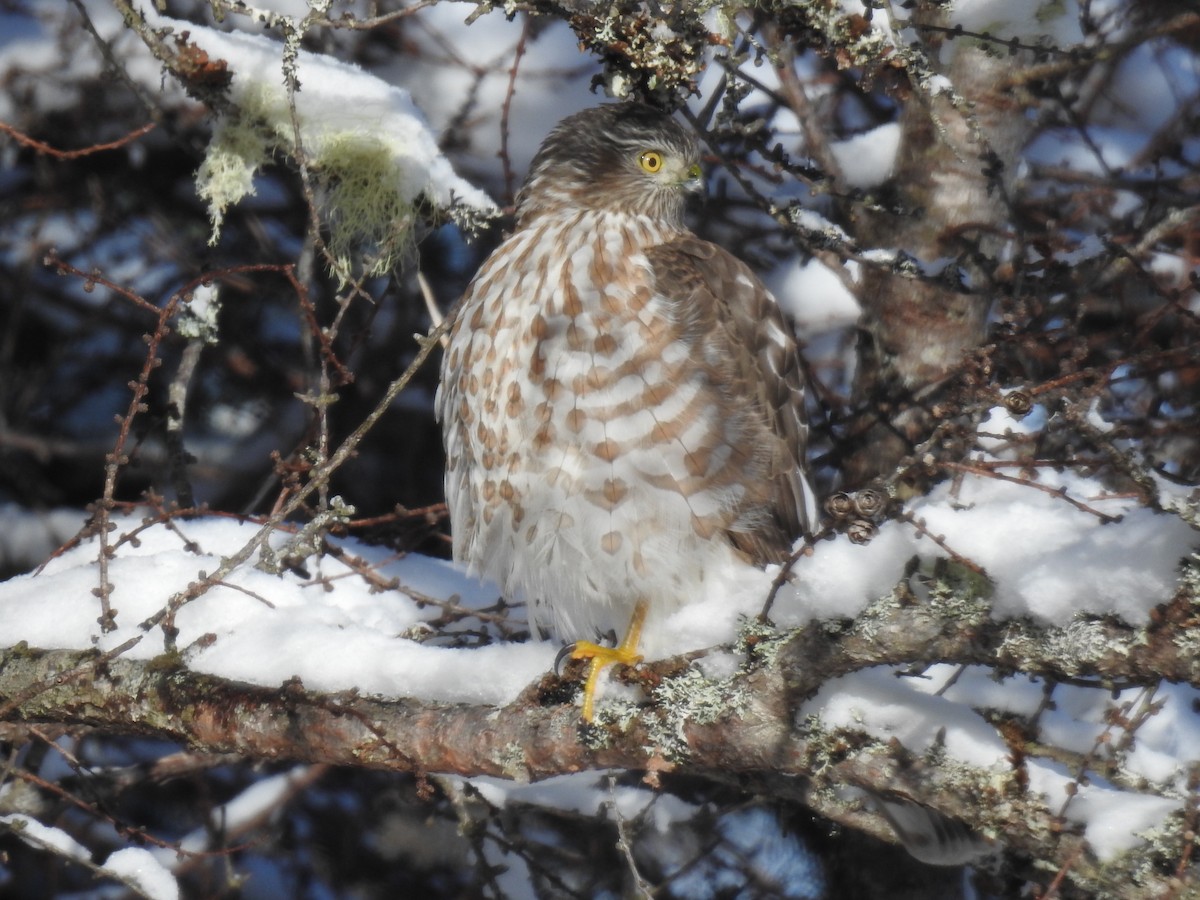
[1010,680,1200,793]
[1075,791,1181,861]
[0,395,1193,872]
[908,664,1047,717]
[770,258,863,338]
[1022,758,1183,861]
[163,18,493,212]
[0,516,553,707]
[801,668,1011,769]
[645,562,776,659]
[910,473,1192,623]
[776,403,1195,861]
[0,815,180,895]
[0,409,1192,864]
[1145,251,1193,288]
[947,0,1085,47]
[0,813,90,860]
[830,123,901,189]
[155,767,313,867]
[102,848,180,900]
[0,817,177,893]
[773,524,912,626]
[1121,684,1200,783]
[935,667,1200,791]
[137,13,498,263]
[773,402,1197,629]
[0,1,501,293]
[791,207,852,243]
[804,667,1200,862]
[0,505,86,575]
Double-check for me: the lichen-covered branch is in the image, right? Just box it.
[2,572,1196,895]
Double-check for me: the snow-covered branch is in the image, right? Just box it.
[2,550,1197,895]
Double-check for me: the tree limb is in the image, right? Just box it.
[3,573,1196,895]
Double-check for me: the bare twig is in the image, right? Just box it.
[0,121,156,159]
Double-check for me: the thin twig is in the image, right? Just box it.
[0,121,156,159]
[499,16,532,207]
[417,270,449,347]
[142,319,450,647]
[939,460,1121,522]
[895,510,988,576]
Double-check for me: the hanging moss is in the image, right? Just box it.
[316,133,420,284]
[195,83,421,283]
[195,110,272,244]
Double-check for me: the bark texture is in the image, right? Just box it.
[3,577,1197,896]
[844,14,1035,486]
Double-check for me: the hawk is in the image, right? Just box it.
[437,103,818,719]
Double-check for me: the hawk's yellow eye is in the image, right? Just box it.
[638,150,664,174]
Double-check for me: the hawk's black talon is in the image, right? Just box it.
[554,642,578,676]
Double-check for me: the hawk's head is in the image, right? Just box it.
[516,103,702,226]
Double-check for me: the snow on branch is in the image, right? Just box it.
[0,490,1197,893]
[139,11,499,282]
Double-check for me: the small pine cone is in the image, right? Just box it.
[846,518,878,545]
[825,491,856,520]
[853,488,886,519]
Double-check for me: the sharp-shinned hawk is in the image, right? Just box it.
[437,103,819,719]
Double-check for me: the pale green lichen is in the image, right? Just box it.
[996,620,1038,659]
[195,82,421,284]
[498,742,530,781]
[575,2,710,99]
[735,616,789,667]
[1043,618,1118,673]
[583,697,641,749]
[1165,497,1200,529]
[195,81,286,244]
[925,559,994,622]
[317,133,420,284]
[175,285,222,343]
[796,714,840,779]
[1176,555,1200,666]
[258,495,356,574]
[395,622,434,643]
[998,616,1120,677]
[196,112,272,243]
[647,664,751,761]
[1181,552,1200,597]
[1088,807,1192,899]
[849,584,907,642]
[1172,626,1200,662]
[657,665,749,724]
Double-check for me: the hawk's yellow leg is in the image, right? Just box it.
[571,600,648,722]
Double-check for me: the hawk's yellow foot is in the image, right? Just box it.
[571,601,647,722]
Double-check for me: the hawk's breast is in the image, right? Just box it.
[439,210,755,641]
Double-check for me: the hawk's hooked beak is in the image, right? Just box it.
[665,158,704,193]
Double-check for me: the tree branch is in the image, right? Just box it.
[3,571,1195,894]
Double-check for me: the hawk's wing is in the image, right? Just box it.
[646,235,820,562]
